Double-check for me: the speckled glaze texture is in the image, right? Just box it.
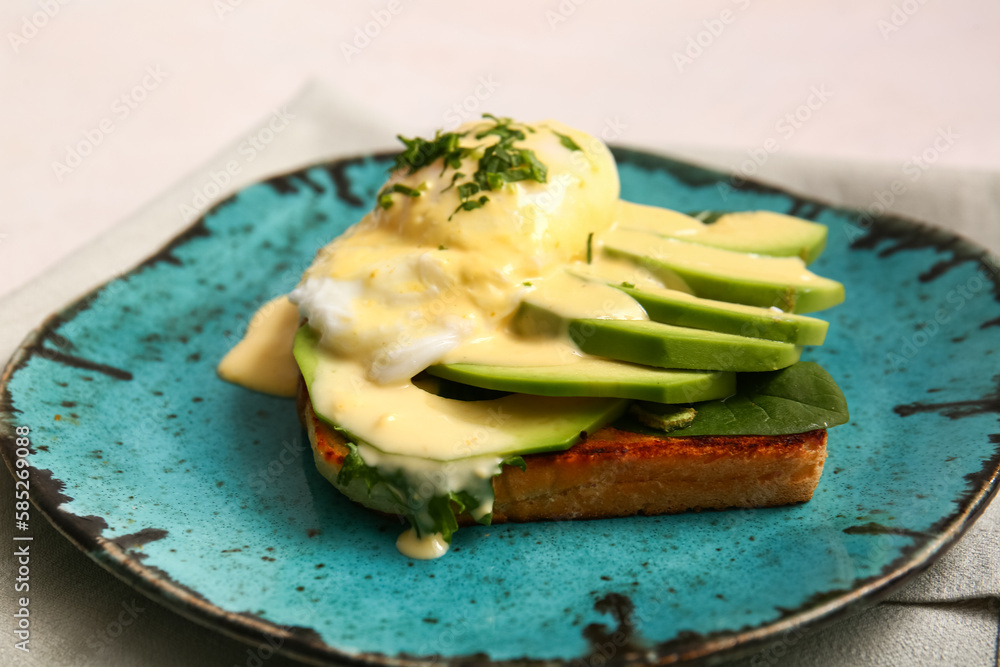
[2,149,998,666]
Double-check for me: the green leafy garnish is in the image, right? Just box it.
[377,183,422,210]
[441,171,465,192]
[387,114,578,220]
[523,281,533,287]
[620,281,635,289]
[451,115,549,218]
[586,232,594,264]
[449,195,489,220]
[394,131,470,175]
[457,182,481,200]
[476,114,526,143]
[553,129,582,152]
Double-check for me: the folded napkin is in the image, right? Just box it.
[1,81,996,667]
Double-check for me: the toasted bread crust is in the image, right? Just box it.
[297,382,826,525]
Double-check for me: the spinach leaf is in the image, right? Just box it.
[622,362,849,437]
[334,439,526,543]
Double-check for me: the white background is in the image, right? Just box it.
[2,0,999,298]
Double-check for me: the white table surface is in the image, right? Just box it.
[2,3,999,666]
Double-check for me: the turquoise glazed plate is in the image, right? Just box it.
[2,150,999,666]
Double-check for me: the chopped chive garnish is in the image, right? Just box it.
[457,182,480,200]
[377,183,422,210]
[586,232,594,264]
[449,195,489,220]
[441,172,465,192]
[388,114,557,220]
[394,131,470,175]
[620,282,635,288]
[553,130,582,152]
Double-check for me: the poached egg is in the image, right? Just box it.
[289,118,619,383]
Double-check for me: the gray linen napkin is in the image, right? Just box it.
[0,82,996,667]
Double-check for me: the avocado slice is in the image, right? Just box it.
[616,202,827,264]
[686,210,828,264]
[619,285,828,345]
[603,229,844,313]
[514,302,802,372]
[428,357,735,403]
[629,403,697,432]
[567,269,828,345]
[293,325,627,461]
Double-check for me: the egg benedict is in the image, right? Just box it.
[219,115,848,560]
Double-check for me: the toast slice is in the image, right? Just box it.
[297,381,827,525]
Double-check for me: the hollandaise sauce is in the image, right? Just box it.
[218,116,832,558]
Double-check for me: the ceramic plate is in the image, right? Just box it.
[2,149,999,666]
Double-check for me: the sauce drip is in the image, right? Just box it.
[396,529,449,560]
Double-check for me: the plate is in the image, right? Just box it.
[2,149,999,666]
